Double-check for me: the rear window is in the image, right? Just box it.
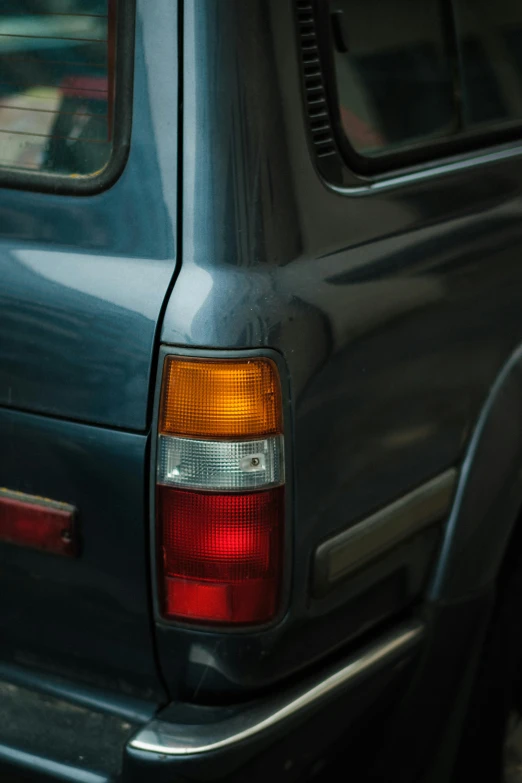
[455,0,522,129]
[0,0,122,183]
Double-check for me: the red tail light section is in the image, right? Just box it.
[156,356,286,627]
[158,486,284,624]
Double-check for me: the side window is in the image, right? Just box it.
[455,0,522,128]
[315,0,522,172]
[0,0,125,187]
[329,0,456,157]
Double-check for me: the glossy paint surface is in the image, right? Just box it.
[3,1,522,779]
[157,0,522,694]
[0,0,178,704]
[3,0,522,738]
[0,406,163,700]
[0,0,178,431]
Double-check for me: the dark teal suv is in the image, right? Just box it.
[3,1,522,781]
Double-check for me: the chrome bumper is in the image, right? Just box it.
[130,621,423,757]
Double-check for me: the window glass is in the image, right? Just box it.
[0,0,116,177]
[455,0,522,129]
[329,0,456,156]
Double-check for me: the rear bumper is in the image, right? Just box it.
[130,623,421,757]
[0,622,421,783]
[122,592,495,783]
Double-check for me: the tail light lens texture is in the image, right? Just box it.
[159,486,284,624]
[157,356,285,627]
[157,435,284,491]
[160,357,282,439]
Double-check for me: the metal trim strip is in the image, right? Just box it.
[129,621,423,756]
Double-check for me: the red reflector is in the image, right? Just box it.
[0,491,77,557]
[158,486,284,625]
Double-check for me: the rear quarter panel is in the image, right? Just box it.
[158,0,522,695]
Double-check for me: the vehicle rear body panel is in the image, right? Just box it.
[0,406,162,699]
[0,240,174,430]
[0,0,178,702]
[0,0,178,431]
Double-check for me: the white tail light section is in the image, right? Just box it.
[157,435,284,491]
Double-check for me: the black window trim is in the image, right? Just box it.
[305,0,522,183]
[0,0,135,197]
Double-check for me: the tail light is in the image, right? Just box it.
[155,356,285,626]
